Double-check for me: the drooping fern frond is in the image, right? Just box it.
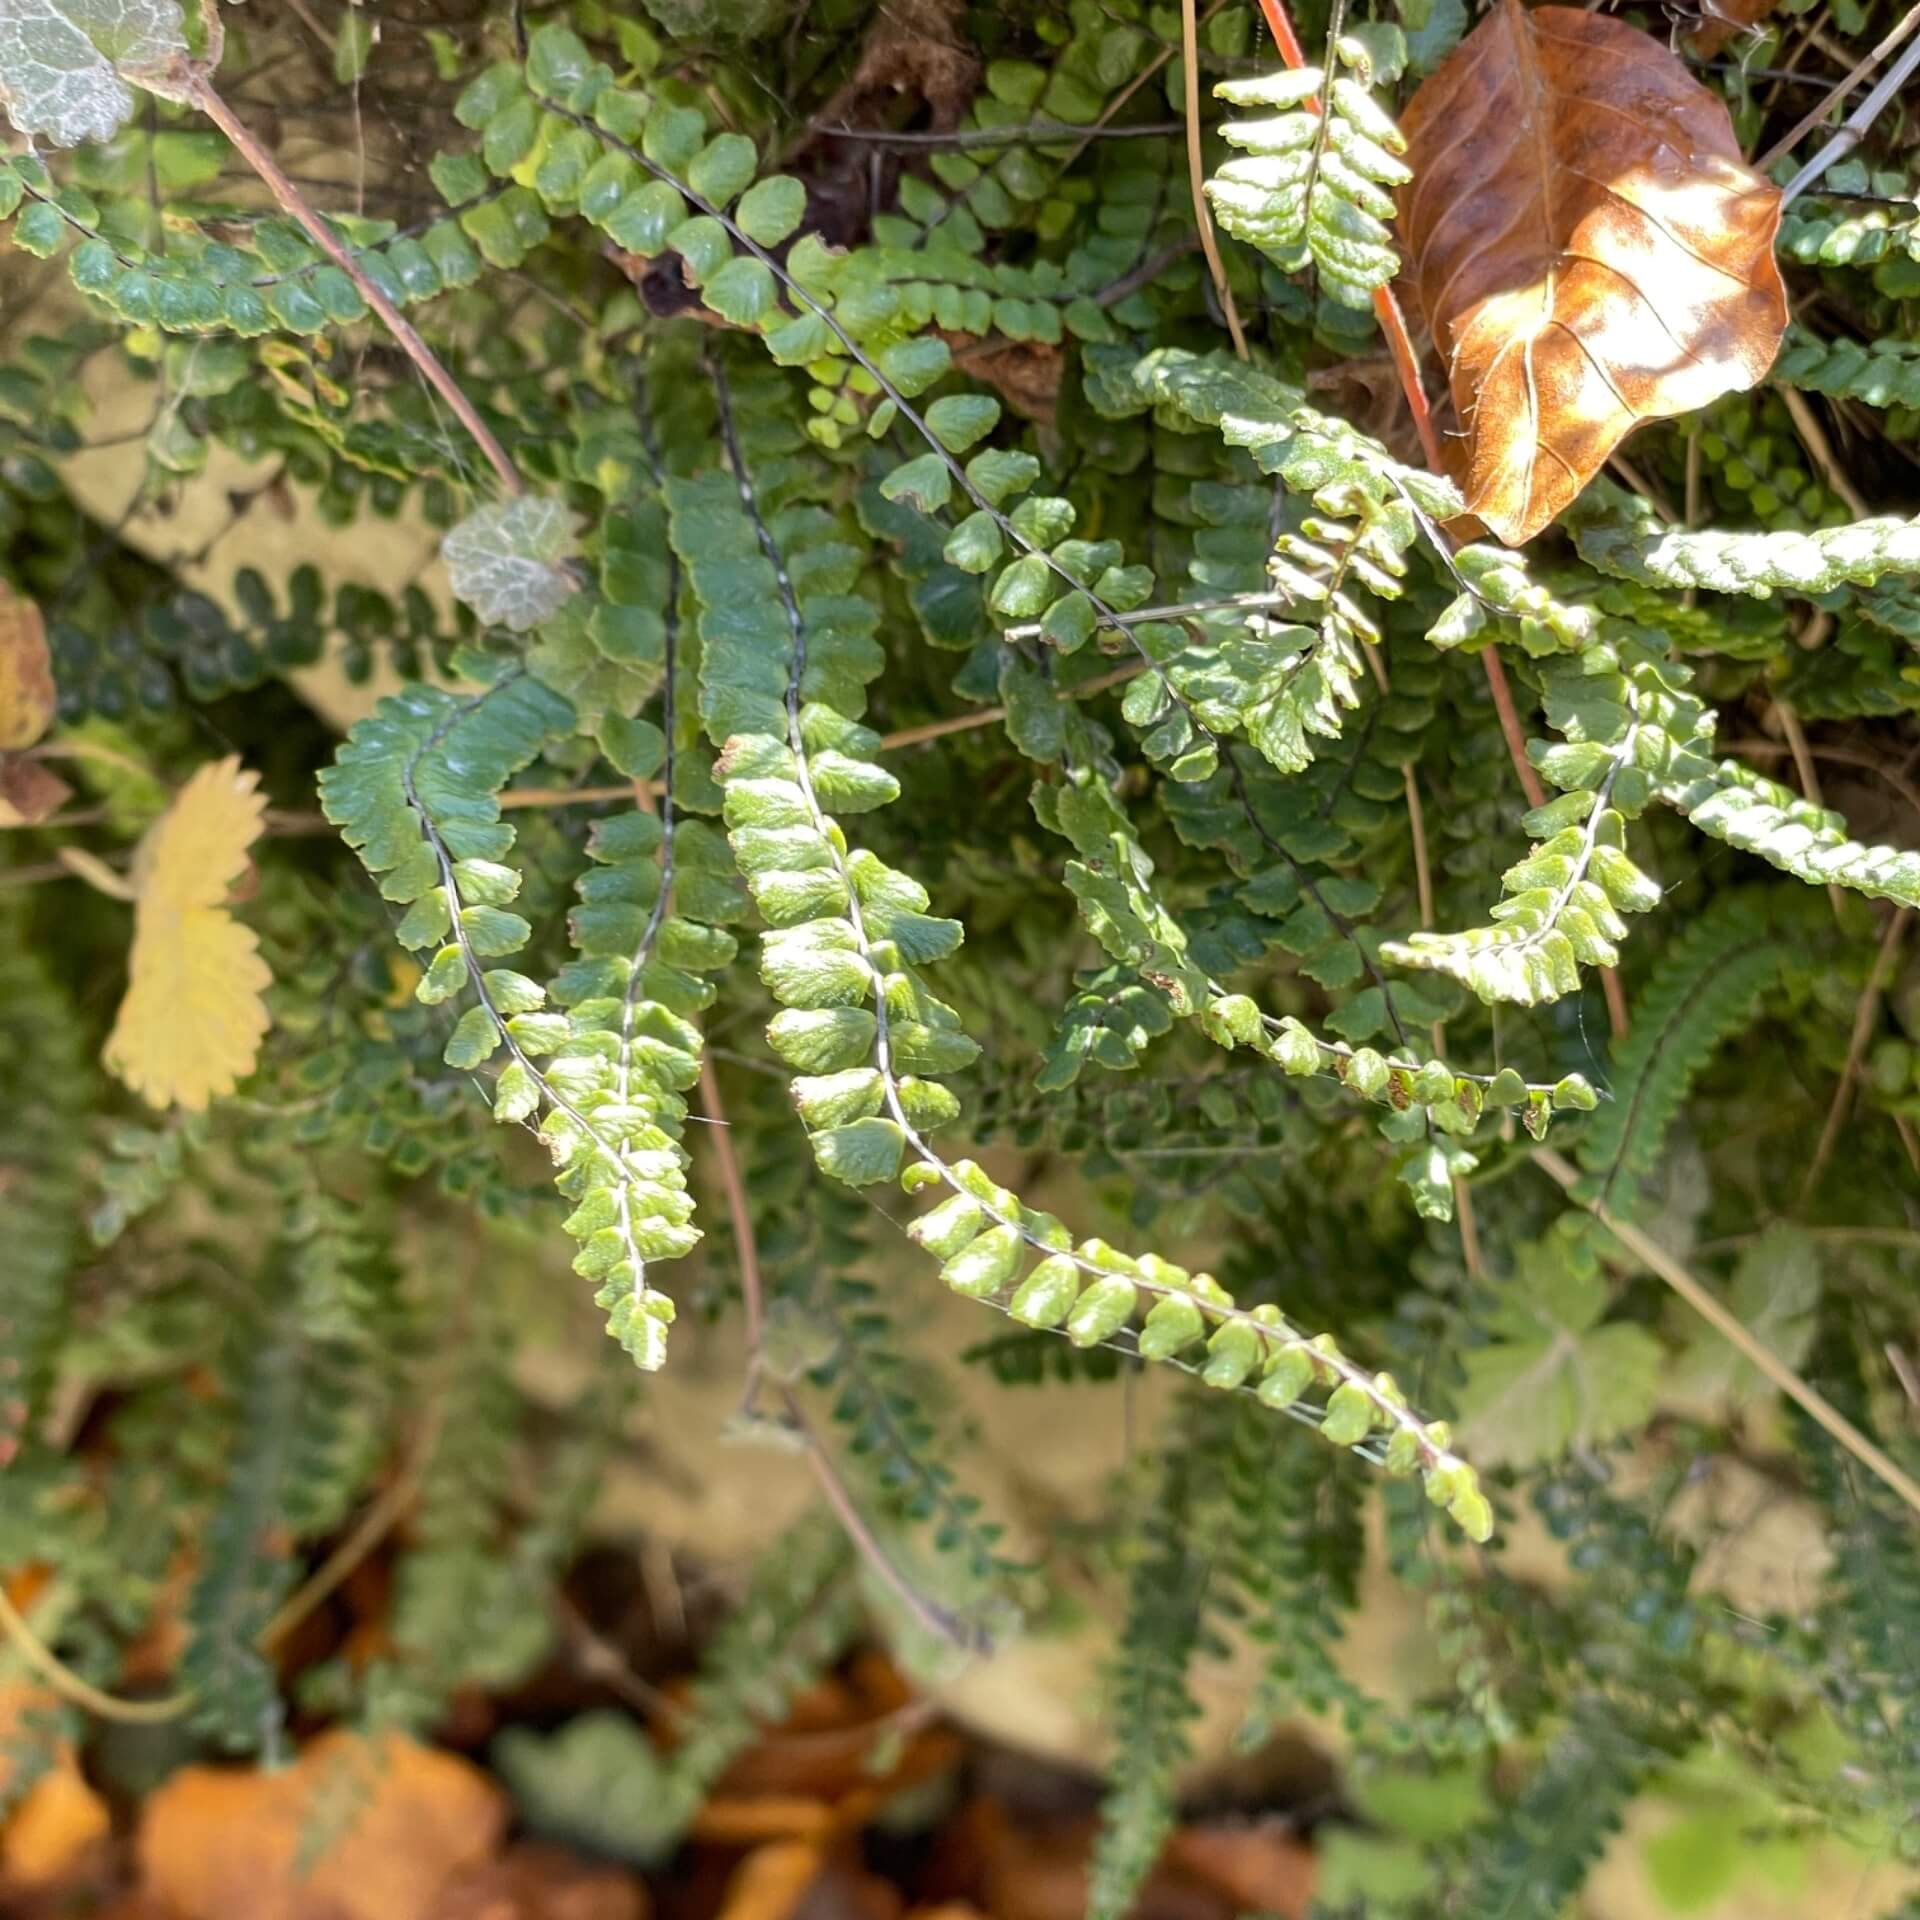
[321,666,708,1368]
[1220,1397,1376,1746]
[364,1292,521,1734]
[1206,41,1411,309]
[1435,1705,1669,1920]
[182,1198,398,1751]
[1381,637,1679,1007]
[674,352,1492,1534]
[645,1511,861,1836]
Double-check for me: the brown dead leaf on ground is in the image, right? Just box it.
[0,753,71,825]
[427,1843,647,1920]
[1164,1821,1315,1914]
[0,579,53,752]
[811,0,979,138]
[137,1730,505,1920]
[920,1799,1314,1920]
[0,577,68,825]
[1396,0,1786,544]
[711,1842,901,1920]
[689,1655,963,1848]
[943,337,1063,427]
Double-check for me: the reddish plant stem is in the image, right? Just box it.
[1252,0,1441,469]
[1478,644,1545,813]
[179,64,524,500]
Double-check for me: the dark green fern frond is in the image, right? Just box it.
[1087,1421,1222,1920]
[1575,892,1795,1210]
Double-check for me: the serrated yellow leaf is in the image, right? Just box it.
[104,755,272,1112]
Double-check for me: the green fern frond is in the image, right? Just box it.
[1568,479,1920,601]
[1575,895,1792,1209]
[1087,1435,1216,1920]
[1207,41,1411,309]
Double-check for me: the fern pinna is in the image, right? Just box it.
[4,1,1920,1912]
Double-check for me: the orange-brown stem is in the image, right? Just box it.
[1254,0,1442,470]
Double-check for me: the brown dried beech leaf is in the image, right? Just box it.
[1396,0,1787,545]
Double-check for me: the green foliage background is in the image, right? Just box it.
[3,0,1920,1913]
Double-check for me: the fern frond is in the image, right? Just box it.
[1574,894,1791,1209]
[365,1302,520,1732]
[1568,479,1920,601]
[0,917,88,1467]
[1440,1707,1664,1920]
[650,1512,860,1834]
[1222,1399,1376,1745]
[1207,42,1411,309]
[1660,751,1920,906]
[1382,639,1683,1007]
[1774,328,1920,413]
[1087,1435,1216,1920]
[321,667,706,1368]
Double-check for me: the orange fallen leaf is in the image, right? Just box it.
[1396,0,1785,544]
[691,1795,840,1847]
[714,1841,827,1920]
[137,1730,504,1920]
[0,1747,111,1890]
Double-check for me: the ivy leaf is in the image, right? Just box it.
[104,755,272,1113]
[1456,1227,1661,1467]
[0,0,187,148]
[1669,1226,1820,1410]
[442,495,580,632]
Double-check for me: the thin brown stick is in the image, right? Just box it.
[1453,1176,1486,1280]
[1802,907,1911,1206]
[1762,0,1920,172]
[1779,386,1871,519]
[176,66,523,499]
[1888,1343,1920,1413]
[1059,0,1228,175]
[695,1059,976,1650]
[1477,644,1545,811]
[258,1453,423,1652]
[1535,1147,1920,1520]
[1404,767,1434,932]
[1896,1111,1920,1176]
[1182,0,1248,359]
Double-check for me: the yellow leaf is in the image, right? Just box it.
[104,754,272,1112]
[0,581,54,752]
